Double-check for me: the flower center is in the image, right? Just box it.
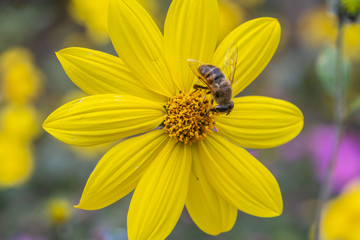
[164,90,217,144]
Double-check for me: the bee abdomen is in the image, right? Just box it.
[199,65,225,84]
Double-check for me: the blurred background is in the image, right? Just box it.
[0,0,359,239]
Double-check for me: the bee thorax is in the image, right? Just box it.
[214,85,232,104]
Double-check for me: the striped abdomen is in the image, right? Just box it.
[198,64,225,85]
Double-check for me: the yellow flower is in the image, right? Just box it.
[0,104,40,143]
[46,198,72,225]
[0,47,43,104]
[0,136,34,188]
[68,0,109,44]
[43,0,303,239]
[218,0,245,43]
[298,6,360,60]
[298,6,337,48]
[343,24,360,60]
[68,0,160,44]
[321,180,360,240]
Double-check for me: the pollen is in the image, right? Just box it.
[164,90,217,144]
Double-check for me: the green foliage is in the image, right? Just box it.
[315,46,351,98]
[349,95,360,115]
[0,3,56,51]
[341,0,360,16]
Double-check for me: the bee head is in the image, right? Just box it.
[226,101,234,115]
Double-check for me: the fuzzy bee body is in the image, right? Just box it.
[198,64,232,105]
[188,44,238,115]
[198,65,224,85]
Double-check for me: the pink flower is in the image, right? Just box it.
[309,125,360,192]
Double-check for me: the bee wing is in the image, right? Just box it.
[223,43,238,84]
[187,59,214,94]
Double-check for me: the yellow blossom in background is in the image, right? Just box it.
[298,6,337,48]
[0,104,39,143]
[68,0,160,44]
[343,24,360,60]
[321,180,360,240]
[46,198,72,225]
[0,136,34,188]
[0,47,34,69]
[68,0,109,44]
[0,47,43,104]
[0,104,38,188]
[218,0,245,43]
[44,0,303,239]
[298,6,360,60]
[0,46,42,189]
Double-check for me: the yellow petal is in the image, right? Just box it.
[164,0,219,91]
[198,133,283,217]
[213,18,281,96]
[186,150,237,235]
[108,0,176,97]
[75,130,168,210]
[43,94,165,146]
[216,96,303,149]
[128,141,192,240]
[56,47,166,102]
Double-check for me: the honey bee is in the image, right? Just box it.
[188,43,238,115]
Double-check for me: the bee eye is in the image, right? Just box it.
[230,101,234,109]
[215,105,229,113]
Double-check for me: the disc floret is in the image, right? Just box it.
[164,90,217,144]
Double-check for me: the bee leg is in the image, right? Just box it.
[201,91,212,105]
[204,99,214,117]
[193,84,210,103]
[193,84,209,90]
[215,105,229,113]
[196,91,208,112]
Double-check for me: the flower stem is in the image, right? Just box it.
[313,22,345,240]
